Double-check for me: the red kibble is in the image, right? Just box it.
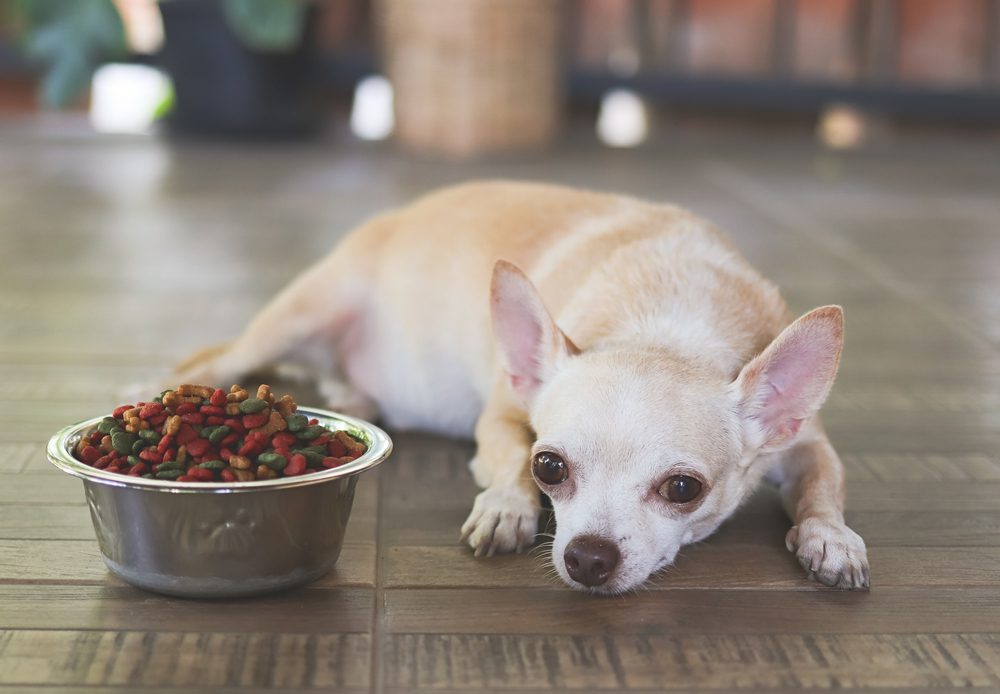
[186,438,211,456]
[76,385,368,484]
[138,449,163,463]
[272,432,297,448]
[223,418,245,433]
[285,454,307,476]
[139,402,164,419]
[176,424,199,445]
[188,467,216,482]
[242,412,269,429]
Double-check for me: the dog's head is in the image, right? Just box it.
[490,260,843,594]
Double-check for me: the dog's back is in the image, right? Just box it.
[340,181,788,433]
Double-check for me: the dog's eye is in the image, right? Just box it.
[532,452,568,485]
[660,475,703,503]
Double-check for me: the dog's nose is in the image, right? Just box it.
[564,535,620,587]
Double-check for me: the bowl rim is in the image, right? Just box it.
[46,406,392,494]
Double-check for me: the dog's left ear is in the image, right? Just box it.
[734,306,844,452]
[490,260,578,404]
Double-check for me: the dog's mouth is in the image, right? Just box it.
[555,551,678,596]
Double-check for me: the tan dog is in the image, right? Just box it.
[173,181,869,593]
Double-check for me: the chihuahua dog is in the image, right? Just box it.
[173,181,869,593]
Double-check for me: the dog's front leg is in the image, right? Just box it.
[776,422,870,589]
[460,396,540,556]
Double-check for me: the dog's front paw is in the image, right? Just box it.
[786,518,870,590]
[460,486,540,557]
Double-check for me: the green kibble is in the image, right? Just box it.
[157,460,183,472]
[297,444,327,456]
[239,397,269,414]
[127,455,142,466]
[258,452,287,470]
[132,439,146,455]
[208,426,231,445]
[97,417,119,434]
[299,450,326,466]
[286,414,308,432]
[142,473,154,479]
[297,425,327,440]
[199,459,226,471]
[111,431,138,455]
[155,469,184,480]
[138,429,161,443]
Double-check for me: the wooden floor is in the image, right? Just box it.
[1,119,999,692]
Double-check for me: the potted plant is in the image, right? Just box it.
[8,0,318,137]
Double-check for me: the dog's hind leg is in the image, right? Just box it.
[170,248,368,392]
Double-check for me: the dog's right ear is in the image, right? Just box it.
[490,260,578,404]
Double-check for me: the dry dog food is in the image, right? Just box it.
[73,384,368,482]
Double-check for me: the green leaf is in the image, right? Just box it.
[13,0,126,108]
[221,0,308,53]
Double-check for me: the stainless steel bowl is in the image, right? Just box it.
[47,407,392,598]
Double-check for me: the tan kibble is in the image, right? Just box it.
[232,469,255,482]
[177,384,214,399]
[176,446,188,465]
[164,415,181,436]
[225,403,241,416]
[274,395,296,417]
[253,410,287,437]
[226,388,249,403]
[100,435,113,453]
[256,384,274,404]
[256,464,277,480]
[122,408,140,422]
[334,430,367,456]
[229,455,252,470]
[162,390,180,408]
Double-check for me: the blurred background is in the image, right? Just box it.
[1,0,998,151]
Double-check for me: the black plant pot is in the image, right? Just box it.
[157,0,320,138]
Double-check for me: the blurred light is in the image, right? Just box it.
[90,64,171,134]
[818,103,866,150]
[113,0,164,54]
[350,75,394,141]
[596,89,649,148]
